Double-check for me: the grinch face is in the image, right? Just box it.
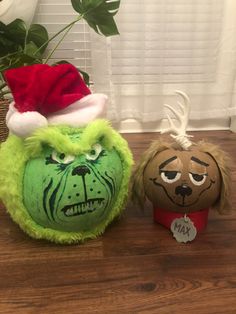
[143,148,221,213]
[23,135,123,232]
[0,120,133,243]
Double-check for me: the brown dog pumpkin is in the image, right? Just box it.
[132,91,231,242]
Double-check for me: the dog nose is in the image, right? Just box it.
[175,184,192,197]
[72,165,91,177]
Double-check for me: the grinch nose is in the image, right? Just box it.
[72,165,91,177]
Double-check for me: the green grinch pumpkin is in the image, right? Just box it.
[0,120,133,244]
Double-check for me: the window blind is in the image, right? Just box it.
[33,0,236,130]
[91,0,236,127]
[111,0,224,84]
[34,0,92,76]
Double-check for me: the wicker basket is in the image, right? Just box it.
[0,98,10,143]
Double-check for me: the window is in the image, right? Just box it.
[34,0,92,77]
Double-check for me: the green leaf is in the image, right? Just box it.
[0,21,7,32]
[0,20,25,57]
[0,51,42,73]
[25,42,42,58]
[71,0,120,36]
[0,36,17,57]
[27,24,49,53]
[78,68,90,86]
[0,19,48,58]
[0,19,48,74]
[5,19,27,46]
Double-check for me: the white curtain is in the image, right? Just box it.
[91,0,236,131]
[34,0,236,131]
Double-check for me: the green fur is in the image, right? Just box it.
[0,120,133,244]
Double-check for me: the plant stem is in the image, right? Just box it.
[43,22,74,64]
[34,15,83,57]
[24,28,29,54]
[0,51,18,62]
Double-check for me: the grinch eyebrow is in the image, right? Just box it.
[191,156,209,167]
[159,156,177,169]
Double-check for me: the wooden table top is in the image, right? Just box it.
[0,130,235,313]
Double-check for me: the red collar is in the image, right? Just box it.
[153,207,209,232]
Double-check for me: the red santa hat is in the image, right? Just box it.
[4,63,107,137]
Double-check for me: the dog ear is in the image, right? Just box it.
[131,140,171,208]
[131,162,146,209]
[198,141,232,214]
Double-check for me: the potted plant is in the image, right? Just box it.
[0,0,120,141]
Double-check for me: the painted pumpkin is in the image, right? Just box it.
[143,146,221,213]
[132,139,230,236]
[132,91,231,241]
[0,120,133,243]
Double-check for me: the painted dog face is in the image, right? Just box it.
[143,148,221,213]
[23,133,123,232]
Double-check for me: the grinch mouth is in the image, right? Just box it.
[62,198,105,217]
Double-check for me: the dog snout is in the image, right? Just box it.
[175,184,192,197]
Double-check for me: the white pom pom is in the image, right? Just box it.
[7,111,48,138]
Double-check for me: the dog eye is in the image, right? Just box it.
[189,173,207,186]
[51,151,75,164]
[86,144,102,161]
[160,171,181,183]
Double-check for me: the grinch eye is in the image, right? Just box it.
[51,151,75,164]
[86,144,102,161]
[189,173,207,186]
[160,170,181,183]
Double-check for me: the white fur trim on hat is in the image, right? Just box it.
[47,93,107,127]
[6,94,107,138]
[7,102,48,138]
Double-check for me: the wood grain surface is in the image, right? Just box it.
[0,130,236,314]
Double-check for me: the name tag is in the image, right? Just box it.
[170,215,197,243]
